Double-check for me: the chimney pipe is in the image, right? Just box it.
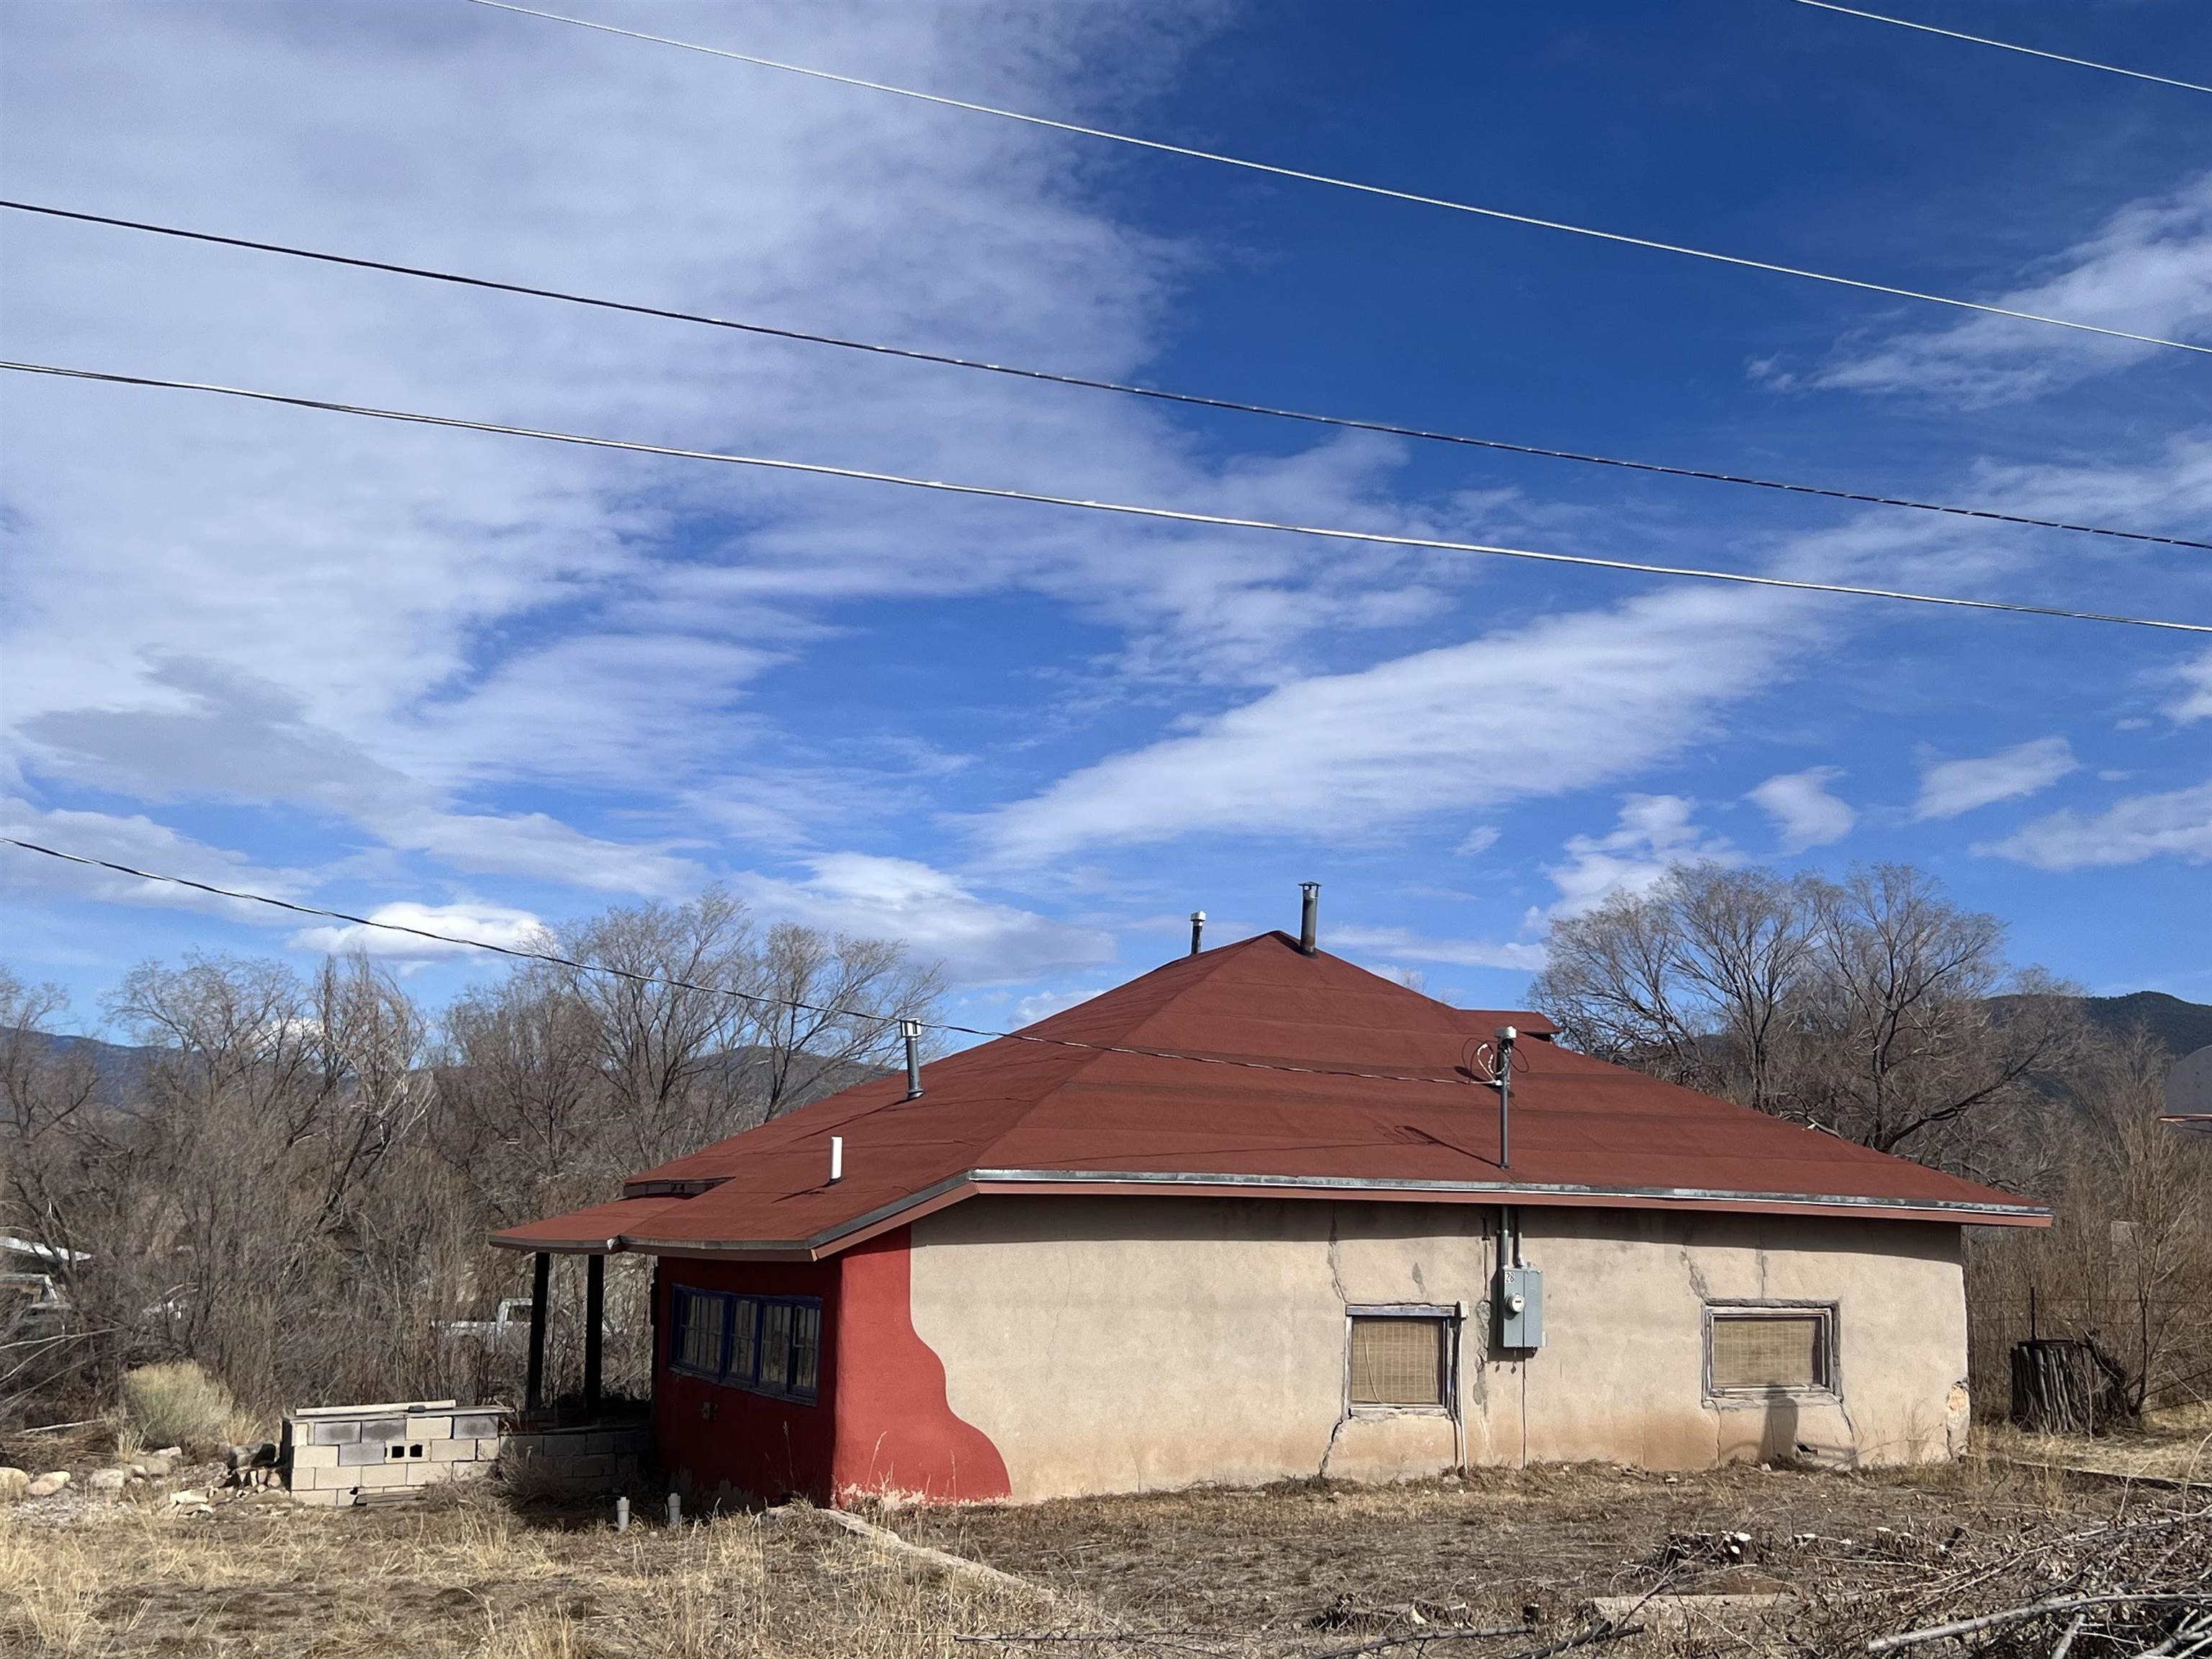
[1298,882,1321,956]
[828,1135,844,1184]
[1495,1025,1517,1169]
[901,1019,924,1100]
[1189,910,1206,956]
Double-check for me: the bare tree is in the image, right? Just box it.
[1532,863,1815,1110]
[1533,861,2082,1166]
[747,922,947,1119]
[549,887,757,1168]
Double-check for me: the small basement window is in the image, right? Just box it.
[1707,1305,1835,1395]
[1347,1310,1452,1409]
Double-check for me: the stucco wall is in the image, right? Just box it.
[907,1196,1967,1502]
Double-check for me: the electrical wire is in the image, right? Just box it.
[463,0,2212,361]
[1781,0,2212,97]
[8,199,2203,555]
[8,359,2208,634]
[0,836,1497,1092]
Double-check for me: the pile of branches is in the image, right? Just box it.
[1834,1493,2211,1657]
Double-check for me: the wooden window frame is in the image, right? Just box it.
[1703,1300,1840,1401]
[667,1285,822,1405]
[670,1285,731,1381]
[1343,1303,1460,1418]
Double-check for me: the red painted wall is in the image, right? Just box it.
[831,1228,1010,1503]
[652,1256,839,1503]
[652,1230,1008,1506]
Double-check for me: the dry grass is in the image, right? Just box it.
[112,1362,248,1457]
[0,1489,1077,1659]
[1984,1401,2212,1484]
[1,1454,2200,1658]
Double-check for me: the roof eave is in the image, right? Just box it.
[505,1165,2048,1259]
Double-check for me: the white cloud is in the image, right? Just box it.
[1329,923,1545,971]
[2171,652,2212,724]
[1013,985,1106,1026]
[1455,826,1501,858]
[385,811,703,898]
[0,797,310,925]
[1980,778,2212,870]
[288,901,547,962]
[1802,171,2212,405]
[984,584,1807,863]
[739,853,1115,985]
[1748,766,1855,853]
[1541,795,1735,917]
[1914,737,2077,820]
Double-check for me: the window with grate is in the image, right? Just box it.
[1348,1314,1449,1408]
[728,1296,760,1385]
[791,1303,822,1398]
[1707,1307,1834,1393]
[759,1300,793,1393]
[673,1287,728,1377]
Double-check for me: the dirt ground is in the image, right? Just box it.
[897,1455,2188,1631]
[2,1437,2204,1658]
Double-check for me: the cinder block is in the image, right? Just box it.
[452,1413,503,1439]
[449,1460,492,1482]
[358,1418,405,1444]
[310,1420,361,1447]
[407,1416,454,1440]
[405,1461,453,1486]
[476,1437,504,1460]
[337,1442,384,1467]
[355,1464,409,1490]
[291,1444,339,1470]
[428,1439,476,1463]
[291,1485,354,1507]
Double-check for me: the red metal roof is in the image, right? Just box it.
[491,931,2049,1256]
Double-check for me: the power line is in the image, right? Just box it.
[0,835,1493,1092]
[8,199,2203,555]
[464,0,2212,361]
[1781,1,2212,97]
[9,358,2208,634]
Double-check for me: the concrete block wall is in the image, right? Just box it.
[284,1400,507,1507]
[500,1421,652,1498]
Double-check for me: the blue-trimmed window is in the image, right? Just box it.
[672,1285,729,1378]
[668,1286,822,1403]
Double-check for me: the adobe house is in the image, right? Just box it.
[495,895,2047,1507]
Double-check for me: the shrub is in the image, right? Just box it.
[115,1362,238,1454]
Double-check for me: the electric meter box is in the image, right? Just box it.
[1496,1266,1544,1350]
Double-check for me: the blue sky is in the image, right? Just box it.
[3,0,2208,1036]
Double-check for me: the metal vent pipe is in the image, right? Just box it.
[1496,1024,1517,1169]
[1298,882,1321,955]
[901,1019,924,1100]
[1189,910,1206,956]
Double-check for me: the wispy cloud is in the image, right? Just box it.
[1328,923,1545,971]
[1794,171,2212,405]
[738,853,1114,984]
[288,900,546,963]
[2170,652,2212,724]
[0,797,310,925]
[1981,778,2212,870]
[1914,737,2077,820]
[984,585,1806,863]
[1748,767,1854,853]
[1540,795,1735,918]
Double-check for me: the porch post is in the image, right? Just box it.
[583,1253,606,1418]
[526,1250,551,1411]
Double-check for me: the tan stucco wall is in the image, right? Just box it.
[907,1196,1968,1502]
